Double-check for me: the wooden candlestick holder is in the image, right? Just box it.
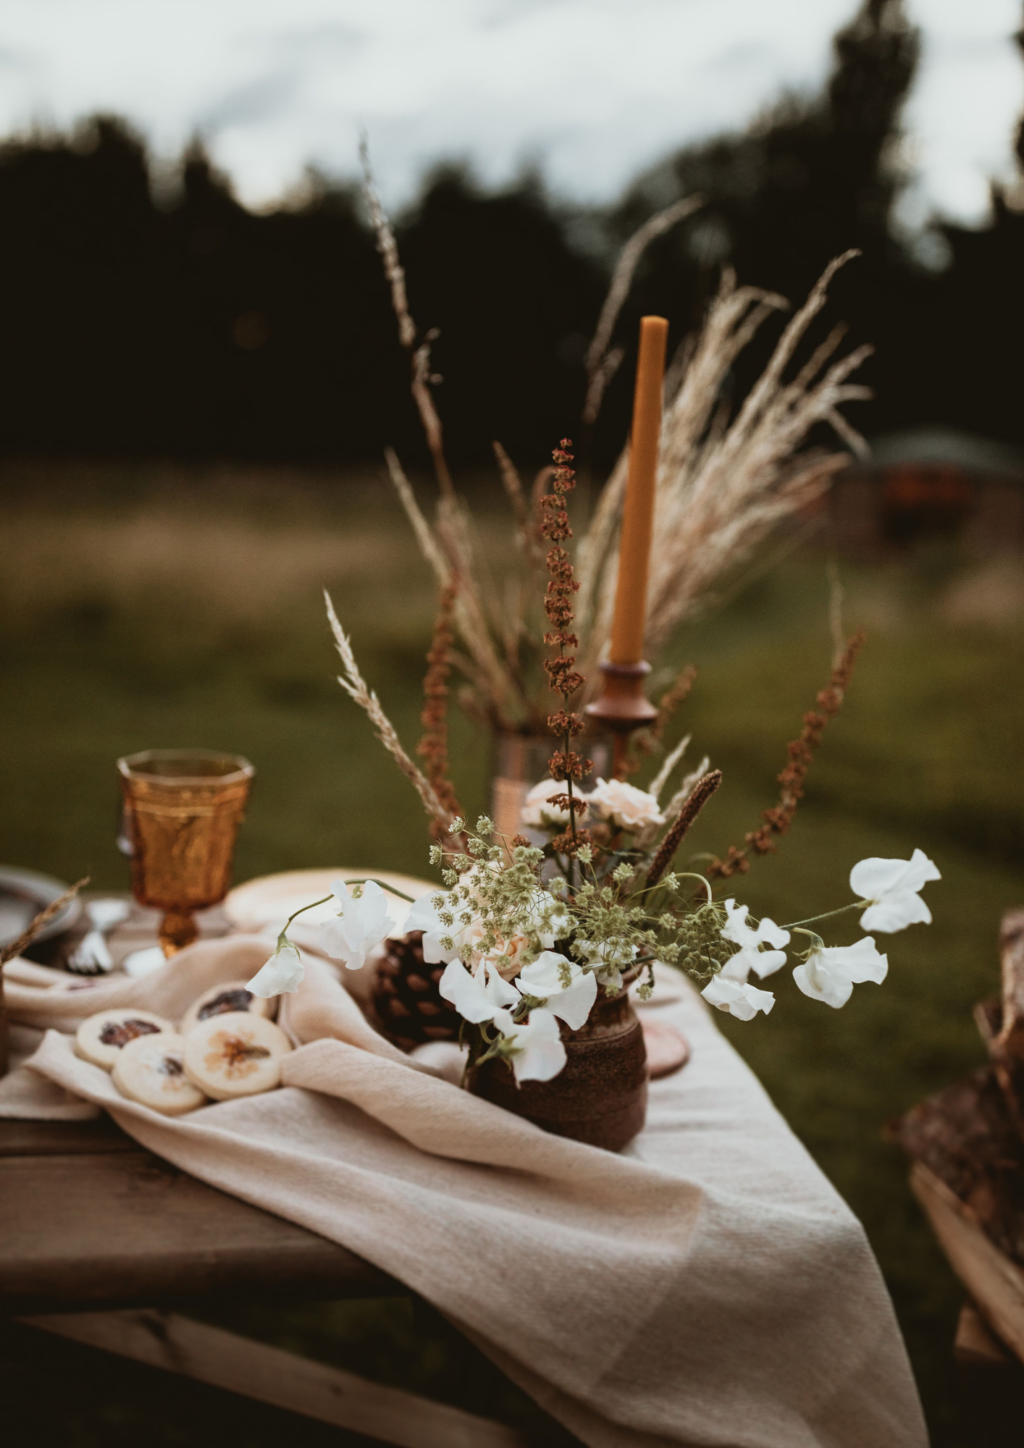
[585,660,658,779]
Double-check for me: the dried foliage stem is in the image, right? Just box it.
[384,447,513,719]
[647,772,722,887]
[324,589,452,832]
[541,441,591,863]
[417,581,466,838]
[361,140,454,498]
[0,878,89,968]
[583,195,704,425]
[708,629,866,879]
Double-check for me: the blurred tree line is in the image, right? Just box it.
[0,0,1022,472]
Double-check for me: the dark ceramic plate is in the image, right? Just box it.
[0,866,82,950]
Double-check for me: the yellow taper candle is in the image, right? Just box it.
[609,315,668,665]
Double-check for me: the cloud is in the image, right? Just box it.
[0,0,1019,227]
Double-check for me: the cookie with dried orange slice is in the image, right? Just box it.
[183,1011,291,1101]
[179,980,274,1035]
[75,1008,174,1070]
[112,1032,207,1115]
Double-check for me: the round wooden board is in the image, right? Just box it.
[642,1018,691,1079]
[225,868,435,936]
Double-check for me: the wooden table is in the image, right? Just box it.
[3,898,536,1448]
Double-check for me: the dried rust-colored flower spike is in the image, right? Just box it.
[551,826,593,857]
[654,664,697,742]
[619,663,698,776]
[417,579,466,839]
[707,630,865,880]
[539,439,589,852]
[647,772,722,887]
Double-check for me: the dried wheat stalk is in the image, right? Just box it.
[324,589,452,830]
[583,194,703,425]
[361,141,454,497]
[0,878,89,967]
[649,734,691,803]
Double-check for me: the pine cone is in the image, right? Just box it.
[371,931,461,1051]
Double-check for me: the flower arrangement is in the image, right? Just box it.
[246,440,940,1092]
[360,143,871,735]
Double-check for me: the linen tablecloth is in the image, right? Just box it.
[1,937,927,1448]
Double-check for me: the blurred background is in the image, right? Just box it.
[2,2,1024,1445]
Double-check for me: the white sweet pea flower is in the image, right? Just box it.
[320,879,400,971]
[586,777,664,832]
[491,1006,567,1082]
[405,892,477,965]
[247,940,304,998]
[701,974,775,1021]
[850,850,941,933]
[521,778,574,829]
[438,959,520,1023]
[719,899,790,980]
[516,951,598,1030]
[792,937,888,1009]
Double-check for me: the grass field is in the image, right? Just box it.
[2,457,1023,1446]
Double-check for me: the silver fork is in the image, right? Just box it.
[66,898,131,975]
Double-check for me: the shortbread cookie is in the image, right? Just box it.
[75,1008,174,1070]
[112,1032,207,1115]
[183,1011,291,1101]
[179,980,274,1035]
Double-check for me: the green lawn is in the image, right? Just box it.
[2,459,1022,1446]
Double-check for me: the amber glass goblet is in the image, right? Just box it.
[118,749,254,957]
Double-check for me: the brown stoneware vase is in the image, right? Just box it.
[469,975,648,1151]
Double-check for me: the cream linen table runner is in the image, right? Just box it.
[1,937,927,1448]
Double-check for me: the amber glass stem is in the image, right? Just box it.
[159,909,199,957]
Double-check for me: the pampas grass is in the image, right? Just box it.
[576,250,870,680]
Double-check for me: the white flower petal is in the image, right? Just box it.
[586,778,664,831]
[859,892,932,933]
[721,901,790,954]
[701,975,775,1020]
[482,967,521,1011]
[439,960,503,1023]
[498,1008,567,1083]
[850,848,940,902]
[755,917,791,950]
[406,892,471,964]
[720,947,757,982]
[247,941,304,998]
[721,899,755,947]
[793,958,853,1009]
[547,971,598,1030]
[849,849,940,934]
[516,951,597,1031]
[320,880,399,970]
[793,938,888,1009]
[749,948,788,979]
[834,937,889,985]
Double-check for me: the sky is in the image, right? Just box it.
[0,0,1021,230]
